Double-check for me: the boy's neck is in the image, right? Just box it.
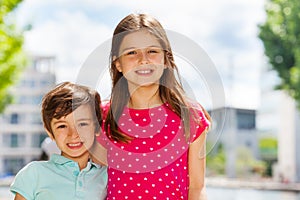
[62,151,90,171]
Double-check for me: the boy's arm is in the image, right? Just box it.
[14,193,26,200]
[188,131,208,200]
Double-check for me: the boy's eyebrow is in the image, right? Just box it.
[52,120,66,125]
[52,118,93,126]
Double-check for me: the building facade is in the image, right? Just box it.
[207,106,258,178]
[0,56,56,176]
[257,66,300,183]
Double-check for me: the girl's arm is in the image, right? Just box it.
[14,193,26,200]
[188,130,208,200]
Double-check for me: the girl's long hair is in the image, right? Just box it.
[105,13,211,142]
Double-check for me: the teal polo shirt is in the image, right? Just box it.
[10,154,107,200]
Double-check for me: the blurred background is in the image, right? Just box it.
[1,0,300,199]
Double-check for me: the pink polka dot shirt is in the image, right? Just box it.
[98,102,210,200]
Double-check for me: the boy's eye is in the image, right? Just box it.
[57,125,66,129]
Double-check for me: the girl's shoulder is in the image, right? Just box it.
[100,100,111,115]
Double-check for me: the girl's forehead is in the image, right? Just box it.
[119,30,161,50]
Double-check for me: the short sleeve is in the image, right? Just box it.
[190,105,210,143]
[10,162,39,200]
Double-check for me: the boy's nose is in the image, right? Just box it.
[68,126,79,138]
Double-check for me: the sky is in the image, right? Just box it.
[14,0,267,109]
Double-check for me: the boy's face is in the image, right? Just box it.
[49,104,96,161]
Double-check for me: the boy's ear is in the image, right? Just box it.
[95,129,101,137]
[45,129,55,140]
[113,56,122,72]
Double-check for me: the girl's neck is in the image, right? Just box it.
[128,84,163,109]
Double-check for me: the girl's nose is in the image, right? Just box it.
[138,49,149,64]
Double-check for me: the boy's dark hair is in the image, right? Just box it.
[41,82,102,136]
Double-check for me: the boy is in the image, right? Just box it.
[10,82,107,200]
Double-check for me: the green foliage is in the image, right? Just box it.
[235,146,267,177]
[259,0,300,109]
[259,137,278,160]
[206,143,226,175]
[207,143,268,177]
[0,0,27,113]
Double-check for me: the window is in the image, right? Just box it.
[32,133,48,147]
[10,113,19,124]
[4,158,25,175]
[237,110,255,130]
[3,133,26,148]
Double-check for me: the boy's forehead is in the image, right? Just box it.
[51,104,94,123]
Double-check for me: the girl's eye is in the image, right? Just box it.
[78,122,89,127]
[148,48,162,54]
[126,50,137,55]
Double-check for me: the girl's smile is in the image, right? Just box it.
[115,30,165,89]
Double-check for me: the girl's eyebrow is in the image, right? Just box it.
[76,118,92,121]
[120,45,162,53]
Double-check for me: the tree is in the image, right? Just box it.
[0,0,27,113]
[258,0,300,108]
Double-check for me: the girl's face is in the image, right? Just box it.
[49,104,96,162]
[115,30,165,89]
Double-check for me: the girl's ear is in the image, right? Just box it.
[113,56,122,72]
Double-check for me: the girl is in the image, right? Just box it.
[99,13,211,200]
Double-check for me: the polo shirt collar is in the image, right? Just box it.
[50,154,101,169]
